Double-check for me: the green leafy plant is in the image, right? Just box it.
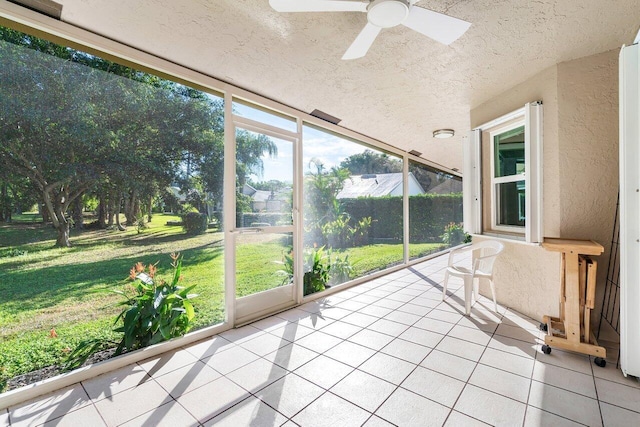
[276,245,353,294]
[303,245,331,296]
[329,253,353,285]
[441,222,471,246]
[1,248,28,258]
[275,249,295,286]
[321,214,373,248]
[351,216,372,247]
[64,253,197,370]
[181,212,208,235]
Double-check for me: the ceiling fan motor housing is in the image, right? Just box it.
[367,0,410,28]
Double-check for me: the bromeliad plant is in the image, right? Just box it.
[65,253,197,370]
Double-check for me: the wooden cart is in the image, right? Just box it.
[540,238,607,367]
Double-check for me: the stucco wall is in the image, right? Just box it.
[469,49,619,321]
[556,50,619,322]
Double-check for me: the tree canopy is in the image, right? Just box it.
[339,150,402,175]
[0,26,276,246]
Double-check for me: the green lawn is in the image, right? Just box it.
[0,214,225,391]
[0,215,445,392]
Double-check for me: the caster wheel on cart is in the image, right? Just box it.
[541,345,552,355]
[539,322,548,332]
[594,357,606,368]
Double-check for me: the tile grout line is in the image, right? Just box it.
[300,275,446,426]
[524,361,604,427]
[440,298,504,426]
[522,328,541,427]
[354,275,451,425]
[79,382,109,427]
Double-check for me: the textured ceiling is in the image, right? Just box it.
[55,0,640,171]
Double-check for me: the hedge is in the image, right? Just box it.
[182,212,208,235]
[339,193,463,243]
[235,193,462,244]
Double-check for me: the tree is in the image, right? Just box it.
[304,159,350,243]
[339,150,402,175]
[0,28,224,245]
[0,27,280,245]
[0,30,113,246]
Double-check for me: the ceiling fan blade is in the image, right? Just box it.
[342,23,382,60]
[269,0,367,13]
[402,7,471,45]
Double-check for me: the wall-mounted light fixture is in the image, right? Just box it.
[433,129,455,139]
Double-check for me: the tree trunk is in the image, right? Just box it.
[72,195,84,230]
[123,190,135,225]
[123,189,140,225]
[147,197,153,223]
[0,183,6,222]
[97,194,107,229]
[55,221,71,247]
[115,194,126,231]
[107,195,114,227]
[40,203,51,223]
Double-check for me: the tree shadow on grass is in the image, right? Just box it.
[0,226,223,271]
[0,243,223,315]
[0,223,57,247]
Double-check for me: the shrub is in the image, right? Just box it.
[441,222,471,246]
[351,216,372,247]
[321,214,351,248]
[321,214,372,248]
[182,212,208,235]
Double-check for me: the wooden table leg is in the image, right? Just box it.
[564,252,581,343]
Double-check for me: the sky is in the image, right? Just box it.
[234,101,384,183]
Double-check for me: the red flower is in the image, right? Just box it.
[134,262,145,273]
[148,263,158,278]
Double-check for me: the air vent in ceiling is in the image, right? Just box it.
[408,150,422,157]
[310,109,341,125]
[9,0,62,19]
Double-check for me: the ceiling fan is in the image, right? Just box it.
[269,0,471,60]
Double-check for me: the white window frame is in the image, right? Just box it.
[489,120,527,233]
[0,1,466,409]
[466,102,543,243]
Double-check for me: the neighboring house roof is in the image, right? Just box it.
[336,173,424,199]
[167,186,187,202]
[242,183,288,202]
[428,179,463,194]
[242,183,257,196]
[251,190,274,202]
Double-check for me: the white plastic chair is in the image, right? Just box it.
[442,240,504,315]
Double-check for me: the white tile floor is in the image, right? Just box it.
[4,253,640,426]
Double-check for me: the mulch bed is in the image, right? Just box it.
[6,348,117,392]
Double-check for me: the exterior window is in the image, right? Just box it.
[491,124,526,230]
[464,102,543,243]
